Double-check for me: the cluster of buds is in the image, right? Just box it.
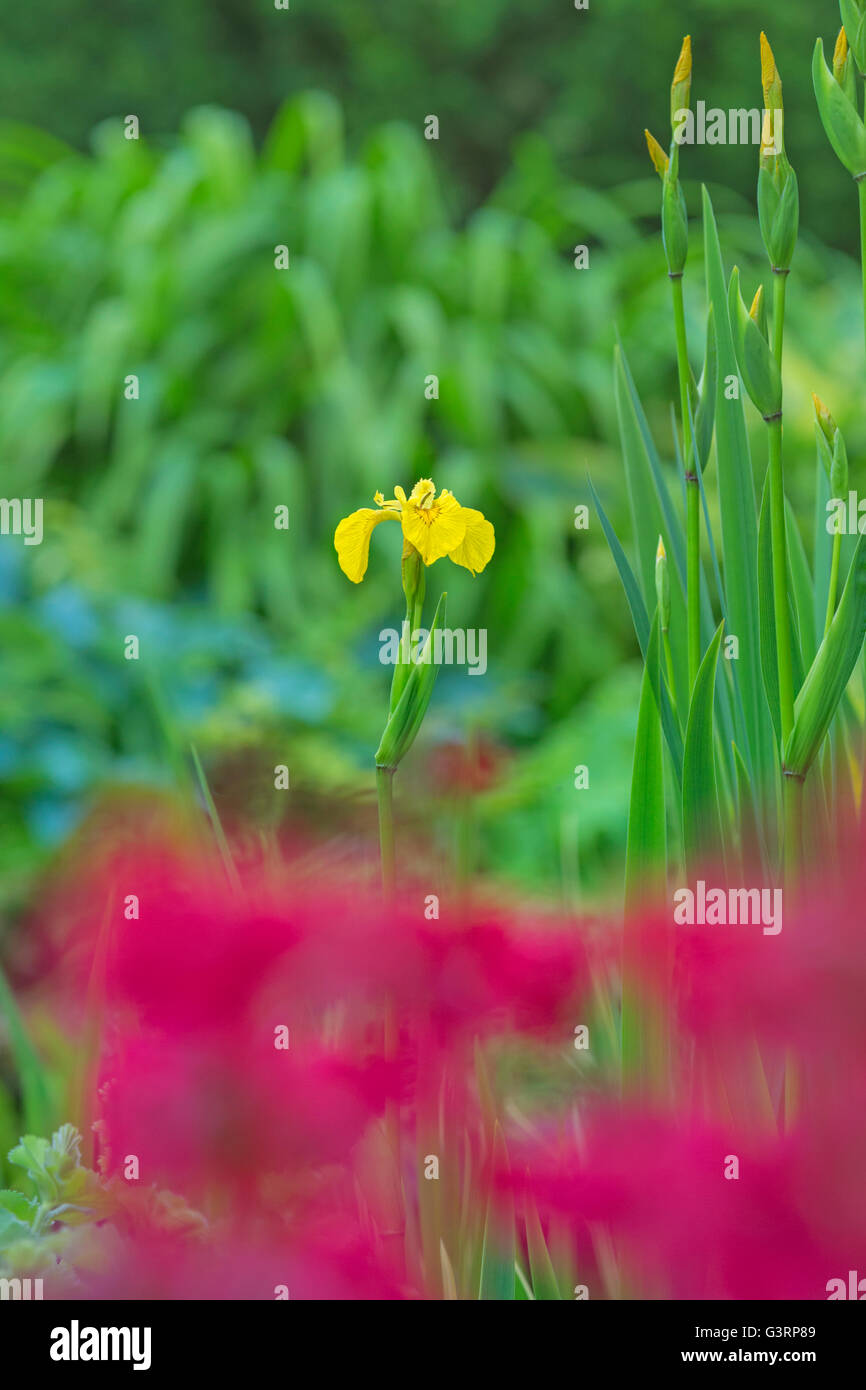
[814,21,866,179]
[727,271,782,422]
[757,33,799,273]
[645,36,691,276]
[813,393,850,500]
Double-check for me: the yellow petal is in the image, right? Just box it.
[401,492,466,565]
[408,478,436,507]
[448,508,495,575]
[334,507,398,583]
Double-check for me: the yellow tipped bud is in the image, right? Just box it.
[749,285,764,321]
[833,27,851,86]
[670,36,692,129]
[812,392,837,443]
[758,32,787,171]
[655,534,670,628]
[760,32,781,108]
[645,128,669,179]
[673,35,692,88]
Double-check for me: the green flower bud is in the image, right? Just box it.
[813,36,866,178]
[840,4,866,75]
[645,129,688,276]
[670,36,692,133]
[831,431,850,499]
[376,591,446,769]
[655,536,671,631]
[834,26,859,103]
[813,393,849,498]
[727,268,783,420]
[757,36,799,272]
[389,543,427,712]
[661,152,689,276]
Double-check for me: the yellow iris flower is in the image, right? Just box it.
[334,479,495,583]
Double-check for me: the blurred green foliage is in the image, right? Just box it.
[2,0,858,252]
[1,12,865,908]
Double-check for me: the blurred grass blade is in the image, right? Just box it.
[478,1124,515,1300]
[0,964,52,1135]
[732,740,766,873]
[786,498,817,671]
[439,1240,458,1300]
[813,459,833,645]
[758,473,782,744]
[614,345,688,713]
[785,534,866,778]
[702,187,773,785]
[525,1189,562,1299]
[624,615,668,1084]
[590,478,682,783]
[615,341,687,590]
[625,612,668,919]
[758,474,806,740]
[589,474,649,652]
[683,622,725,874]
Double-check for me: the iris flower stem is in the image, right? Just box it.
[771,268,787,370]
[670,273,701,691]
[376,765,396,898]
[376,763,402,1176]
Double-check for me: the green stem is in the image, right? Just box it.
[824,528,843,638]
[783,773,803,886]
[376,765,396,898]
[670,273,700,690]
[771,269,787,370]
[768,418,795,748]
[859,178,866,368]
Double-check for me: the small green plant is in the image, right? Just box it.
[0,1123,206,1291]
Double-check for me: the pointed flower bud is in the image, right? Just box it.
[749,284,765,327]
[728,267,782,421]
[648,41,691,276]
[757,34,799,271]
[812,394,849,499]
[834,27,859,106]
[661,154,689,275]
[760,33,783,117]
[670,36,692,132]
[813,36,866,178]
[645,128,669,179]
[655,536,671,631]
[840,1,866,76]
[812,392,837,447]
